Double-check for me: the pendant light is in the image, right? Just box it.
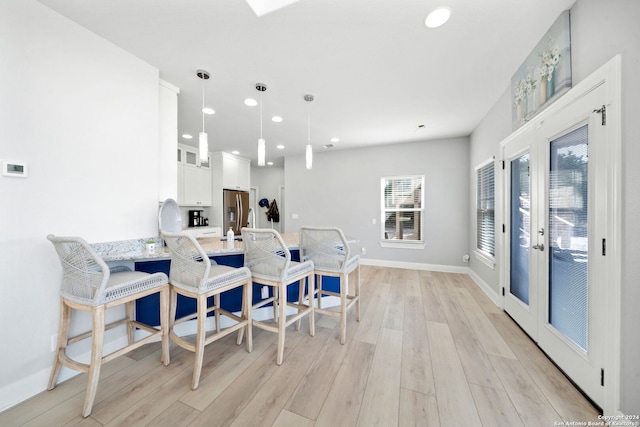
[304,94,314,170]
[197,69,210,163]
[256,83,267,166]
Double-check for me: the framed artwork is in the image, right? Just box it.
[512,10,571,129]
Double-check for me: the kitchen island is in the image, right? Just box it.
[92,233,333,326]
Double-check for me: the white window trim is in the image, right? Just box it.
[474,249,495,269]
[475,157,496,263]
[380,175,425,248]
[380,240,426,249]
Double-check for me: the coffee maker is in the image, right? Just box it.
[188,209,204,227]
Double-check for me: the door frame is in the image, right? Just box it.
[498,55,621,415]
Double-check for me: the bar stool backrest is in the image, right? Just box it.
[241,228,291,282]
[161,231,212,291]
[47,235,110,306]
[299,226,350,273]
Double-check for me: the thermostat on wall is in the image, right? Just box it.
[2,160,28,177]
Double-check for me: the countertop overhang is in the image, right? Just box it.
[94,233,300,262]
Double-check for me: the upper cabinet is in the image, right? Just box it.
[212,152,250,191]
[177,144,211,206]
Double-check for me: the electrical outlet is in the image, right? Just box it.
[361,247,367,254]
[50,334,58,352]
[261,286,269,299]
[371,218,377,225]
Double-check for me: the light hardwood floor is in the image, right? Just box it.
[0,266,601,426]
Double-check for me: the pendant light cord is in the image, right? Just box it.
[260,91,263,139]
[307,108,311,143]
[201,79,205,133]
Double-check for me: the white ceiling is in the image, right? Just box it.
[38,0,574,167]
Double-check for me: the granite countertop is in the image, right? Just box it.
[94,233,300,262]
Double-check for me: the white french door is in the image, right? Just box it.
[502,79,612,408]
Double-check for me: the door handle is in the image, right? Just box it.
[532,243,545,251]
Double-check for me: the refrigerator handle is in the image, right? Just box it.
[236,194,241,232]
[238,194,243,231]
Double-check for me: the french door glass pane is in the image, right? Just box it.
[510,153,530,305]
[549,125,589,351]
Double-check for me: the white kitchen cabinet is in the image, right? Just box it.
[181,166,211,206]
[184,227,222,239]
[158,80,179,202]
[178,144,211,206]
[212,151,250,191]
[178,145,209,168]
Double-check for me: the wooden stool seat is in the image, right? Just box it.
[300,226,361,344]
[46,235,170,418]
[242,228,315,365]
[162,231,252,389]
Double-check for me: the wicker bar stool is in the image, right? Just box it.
[161,231,252,389]
[299,226,360,344]
[242,228,314,365]
[46,235,170,418]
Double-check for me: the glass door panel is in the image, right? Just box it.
[510,153,531,305]
[548,125,589,351]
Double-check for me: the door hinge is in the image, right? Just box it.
[601,368,605,386]
[502,224,506,233]
[502,160,505,170]
[502,287,505,296]
[593,105,606,126]
[602,238,607,256]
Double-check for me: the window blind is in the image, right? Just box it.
[477,162,495,257]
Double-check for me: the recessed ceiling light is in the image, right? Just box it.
[202,107,215,115]
[244,98,258,107]
[425,7,451,28]
[267,161,274,166]
[182,134,193,139]
[232,150,240,155]
[272,116,283,123]
[276,144,285,150]
[330,137,340,143]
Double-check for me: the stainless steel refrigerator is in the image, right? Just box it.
[223,189,249,235]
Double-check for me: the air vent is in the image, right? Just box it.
[322,143,335,149]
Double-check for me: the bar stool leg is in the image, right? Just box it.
[214,294,221,334]
[237,287,246,346]
[159,286,170,366]
[355,266,361,321]
[192,293,207,390]
[276,283,286,365]
[83,306,105,418]
[340,273,348,345]
[308,274,315,337]
[48,299,70,391]
[244,279,253,352]
[296,278,304,331]
[126,301,135,345]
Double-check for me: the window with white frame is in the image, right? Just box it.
[476,159,495,260]
[381,176,424,245]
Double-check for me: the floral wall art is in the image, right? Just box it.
[512,10,571,129]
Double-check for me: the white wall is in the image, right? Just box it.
[468,91,512,293]
[284,137,470,268]
[0,0,162,410]
[250,166,284,229]
[468,0,640,414]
